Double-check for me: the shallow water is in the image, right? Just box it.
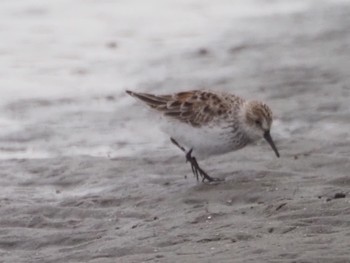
[1,1,350,261]
[0,0,319,160]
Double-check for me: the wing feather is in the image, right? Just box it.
[126,90,236,127]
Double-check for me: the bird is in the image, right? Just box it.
[126,89,280,182]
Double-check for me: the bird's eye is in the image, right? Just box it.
[255,120,261,125]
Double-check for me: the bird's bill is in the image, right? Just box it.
[263,131,280,158]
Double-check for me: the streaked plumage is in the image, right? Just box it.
[126,89,279,182]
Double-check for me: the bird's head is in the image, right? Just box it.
[240,100,280,157]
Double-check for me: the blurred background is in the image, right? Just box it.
[1,1,350,262]
[0,0,349,160]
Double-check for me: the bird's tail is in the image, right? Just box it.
[125,90,170,109]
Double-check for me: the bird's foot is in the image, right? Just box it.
[170,137,223,183]
[185,149,222,183]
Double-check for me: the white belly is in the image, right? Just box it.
[161,120,246,158]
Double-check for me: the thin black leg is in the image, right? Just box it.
[170,137,221,182]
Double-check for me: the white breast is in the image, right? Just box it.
[161,119,248,158]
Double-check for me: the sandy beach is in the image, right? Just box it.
[1,0,350,262]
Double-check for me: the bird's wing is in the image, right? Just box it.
[126,90,232,127]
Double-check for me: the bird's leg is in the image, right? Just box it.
[170,137,221,182]
[185,149,216,182]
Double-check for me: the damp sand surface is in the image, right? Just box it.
[1,1,350,262]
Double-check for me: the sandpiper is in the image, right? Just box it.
[126,89,280,182]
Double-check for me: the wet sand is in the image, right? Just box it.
[1,1,350,262]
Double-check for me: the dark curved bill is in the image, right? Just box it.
[264,131,280,158]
